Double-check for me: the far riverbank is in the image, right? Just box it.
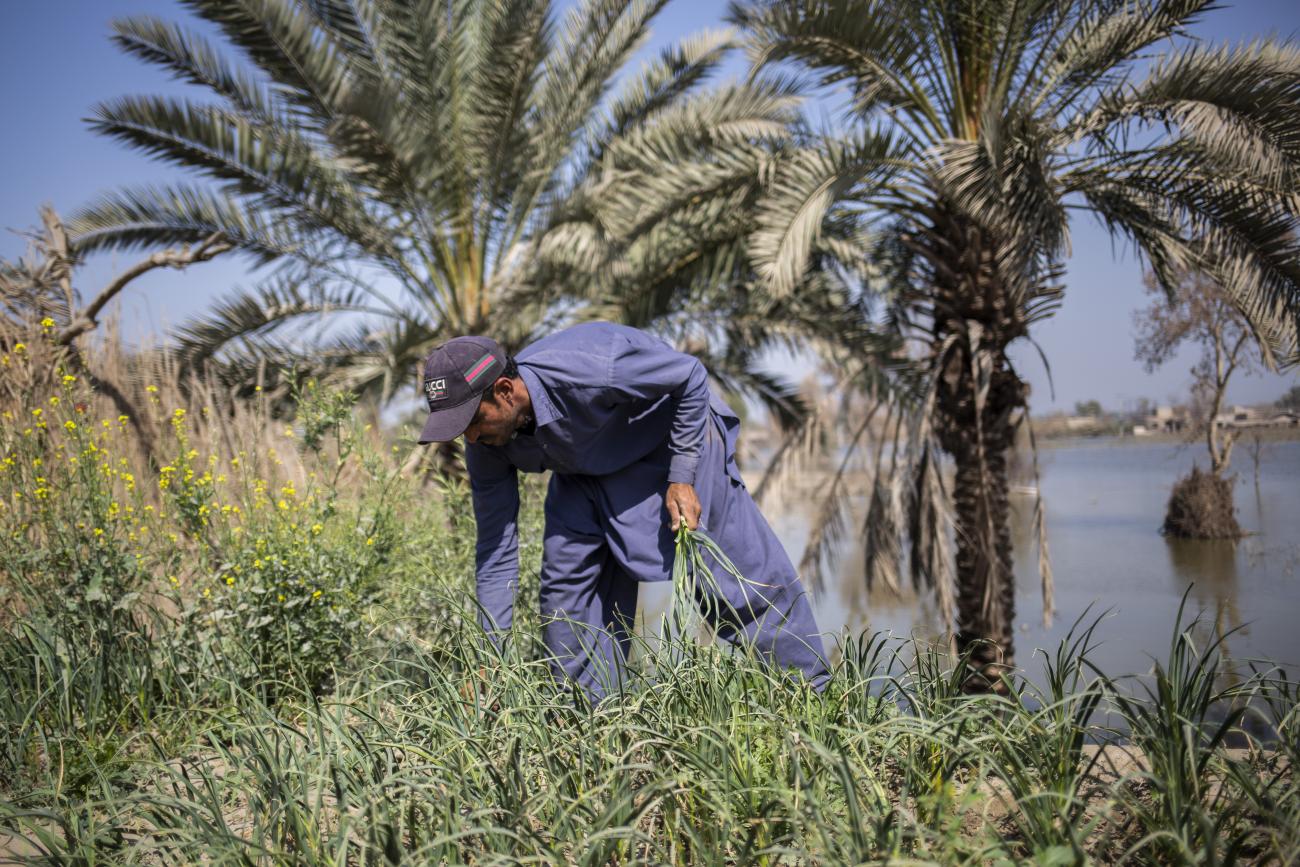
[1037,425,1300,449]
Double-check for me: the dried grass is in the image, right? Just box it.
[1163,466,1244,540]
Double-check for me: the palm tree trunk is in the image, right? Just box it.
[945,391,1018,691]
[922,206,1028,692]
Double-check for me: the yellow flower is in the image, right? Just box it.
[312,590,322,599]
[93,527,105,537]
[203,587,211,598]
[63,420,76,432]
[41,317,55,328]
[311,523,323,535]
[146,385,158,394]
[118,415,129,425]
[30,408,41,418]
[283,426,295,438]
[61,373,75,384]
[168,575,179,586]
[48,396,59,407]
[366,537,375,546]
[13,343,25,353]
[225,575,235,586]
[277,594,286,603]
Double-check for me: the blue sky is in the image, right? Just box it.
[2,0,1298,414]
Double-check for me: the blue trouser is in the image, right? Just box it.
[539,414,830,701]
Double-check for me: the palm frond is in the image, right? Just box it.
[111,15,284,124]
[69,183,303,263]
[172,274,380,371]
[797,401,881,591]
[607,29,736,140]
[1034,0,1217,114]
[87,96,398,259]
[729,0,932,124]
[750,128,907,296]
[178,0,358,120]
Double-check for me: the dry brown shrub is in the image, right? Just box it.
[1162,466,1243,540]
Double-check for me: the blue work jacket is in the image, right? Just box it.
[465,322,740,631]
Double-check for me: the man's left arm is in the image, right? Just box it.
[606,330,710,529]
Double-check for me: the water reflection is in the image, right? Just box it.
[1166,538,1242,629]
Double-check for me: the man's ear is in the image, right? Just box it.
[492,376,514,404]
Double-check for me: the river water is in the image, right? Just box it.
[801,438,1300,680]
[643,438,1300,681]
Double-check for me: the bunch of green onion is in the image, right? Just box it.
[669,525,777,647]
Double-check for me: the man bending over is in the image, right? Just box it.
[418,322,829,701]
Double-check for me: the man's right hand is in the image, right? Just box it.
[666,482,701,531]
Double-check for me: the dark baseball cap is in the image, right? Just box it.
[417,336,507,443]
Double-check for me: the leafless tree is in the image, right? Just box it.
[1,206,230,454]
[1134,270,1264,477]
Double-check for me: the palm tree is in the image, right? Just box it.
[69,0,814,409]
[732,0,1300,686]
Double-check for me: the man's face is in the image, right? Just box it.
[463,379,521,446]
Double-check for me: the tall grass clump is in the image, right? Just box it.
[1,338,1296,864]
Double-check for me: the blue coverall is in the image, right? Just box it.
[466,322,829,700]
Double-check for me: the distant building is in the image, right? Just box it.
[1142,405,1188,434]
[1214,406,1298,429]
[1214,405,1257,428]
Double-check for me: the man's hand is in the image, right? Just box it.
[666,482,701,531]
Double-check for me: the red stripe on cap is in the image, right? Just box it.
[464,354,494,384]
